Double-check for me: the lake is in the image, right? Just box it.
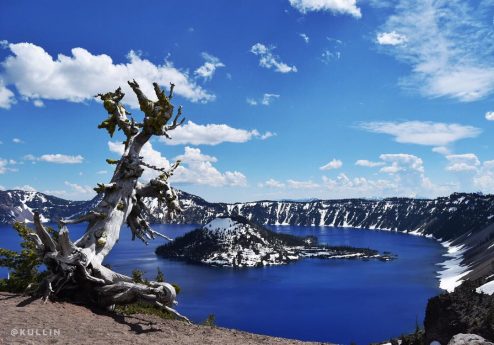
[0,223,445,345]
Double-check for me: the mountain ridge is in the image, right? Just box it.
[3,189,494,285]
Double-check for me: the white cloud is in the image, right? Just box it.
[0,158,7,174]
[259,178,285,188]
[473,160,494,192]
[194,52,225,81]
[96,170,108,174]
[376,31,407,46]
[485,111,494,121]
[322,174,397,197]
[64,181,94,195]
[247,93,280,106]
[32,154,84,164]
[320,159,343,170]
[260,131,276,140]
[261,93,280,106]
[250,43,297,73]
[109,142,246,187]
[174,147,247,187]
[12,138,23,144]
[379,153,424,174]
[0,79,15,109]
[161,121,273,145]
[13,184,36,192]
[377,0,494,102]
[288,0,361,18]
[246,98,258,106]
[432,146,451,155]
[321,49,341,63]
[360,121,481,146]
[109,140,170,182]
[286,179,320,189]
[299,33,310,44]
[445,153,480,172]
[355,159,384,167]
[1,42,214,108]
[33,99,44,107]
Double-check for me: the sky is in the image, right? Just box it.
[1,0,494,202]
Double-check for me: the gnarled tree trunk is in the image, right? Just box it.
[28,80,189,321]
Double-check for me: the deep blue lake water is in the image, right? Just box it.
[0,223,445,345]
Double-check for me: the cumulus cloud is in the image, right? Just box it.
[13,184,36,192]
[320,159,343,170]
[376,31,407,46]
[0,158,8,174]
[360,121,481,146]
[432,146,451,155]
[286,179,320,189]
[376,0,494,102]
[473,161,494,192]
[485,111,494,121]
[250,43,297,73]
[64,181,94,195]
[322,174,397,197]
[109,141,246,187]
[288,0,361,18]
[174,147,247,187]
[259,178,285,188]
[299,33,310,44]
[355,159,384,167]
[194,52,225,81]
[160,121,274,145]
[321,49,341,64]
[0,79,15,109]
[445,153,480,172]
[0,42,214,108]
[247,93,280,106]
[12,138,23,144]
[25,154,84,164]
[379,153,424,174]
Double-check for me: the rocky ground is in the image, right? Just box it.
[0,292,330,345]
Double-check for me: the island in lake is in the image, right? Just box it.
[156,216,395,267]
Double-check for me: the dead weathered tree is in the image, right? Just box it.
[26,80,189,321]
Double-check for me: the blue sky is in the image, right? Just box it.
[1,0,494,202]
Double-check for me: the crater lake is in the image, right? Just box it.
[0,223,445,345]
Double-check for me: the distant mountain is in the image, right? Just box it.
[2,189,494,280]
[3,190,494,243]
[0,190,100,224]
[156,216,392,267]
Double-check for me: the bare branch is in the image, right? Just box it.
[33,212,57,252]
[59,211,106,226]
[95,87,135,138]
[168,82,175,99]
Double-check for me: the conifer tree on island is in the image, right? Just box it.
[22,80,189,321]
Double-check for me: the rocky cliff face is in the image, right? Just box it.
[0,190,100,224]
[3,190,494,243]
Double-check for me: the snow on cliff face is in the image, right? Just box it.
[0,190,99,224]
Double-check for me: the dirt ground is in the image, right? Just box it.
[0,292,330,345]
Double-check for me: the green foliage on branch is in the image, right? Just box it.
[0,222,55,293]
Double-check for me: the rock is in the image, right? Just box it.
[447,333,494,345]
[424,280,494,345]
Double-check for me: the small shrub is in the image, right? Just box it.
[203,314,216,327]
[155,267,164,282]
